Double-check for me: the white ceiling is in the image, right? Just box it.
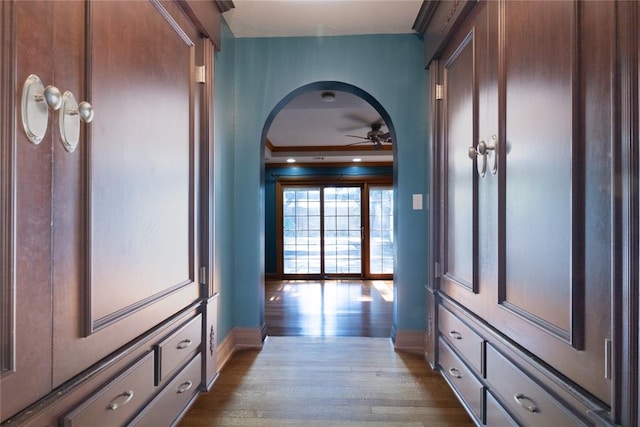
[222,1,423,164]
[224,1,423,39]
[265,90,393,164]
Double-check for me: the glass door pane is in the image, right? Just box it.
[324,187,362,274]
[283,188,321,274]
[369,187,394,274]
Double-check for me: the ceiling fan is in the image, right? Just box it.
[346,122,392,150]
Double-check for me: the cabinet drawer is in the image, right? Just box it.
[438,305,484,374]
[438,337,484,422]
[130,354,201,426]
[485,391,518,426]
[155,314,202,385]
[61,352,155,427]
[485,345,584,426]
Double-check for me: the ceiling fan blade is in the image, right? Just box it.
[346,140,374,146]
[379,132,390,140]
[343,112,373,125]
[345,135,370,140]
[340,124,370,132]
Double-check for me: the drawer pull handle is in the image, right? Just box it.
[449,330,462,340]
[513,393,538,413]
[106,390,134,411]
[177,381,193,394]
[176,339,193,350]
[448,367,463,379]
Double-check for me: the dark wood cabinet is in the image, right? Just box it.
[1,0,221,424]
[52,0,201,385]
[491,1,614,403]
[418,0,638,424]
[129,354,202,426]
[202,294,220,390]
[61,353,157,427]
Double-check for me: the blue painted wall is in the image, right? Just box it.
[214,22,429,341]
[213,23,236,341]
[264,165,393,275]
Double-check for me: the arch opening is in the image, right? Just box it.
[260,81,398,338]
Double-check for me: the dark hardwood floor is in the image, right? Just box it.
[265,280,394,337]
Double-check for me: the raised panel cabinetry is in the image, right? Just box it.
[1,0,221,424]
[416,0,632,425]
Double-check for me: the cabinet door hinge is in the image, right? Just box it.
[435,84,444,100]
[199,266,207,285]
[434,262,441,278]
[195,65,206,84]
[604,339,612,379]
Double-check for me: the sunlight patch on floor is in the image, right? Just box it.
[372,280,394,302]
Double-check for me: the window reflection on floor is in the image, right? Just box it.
[265,280,393,338]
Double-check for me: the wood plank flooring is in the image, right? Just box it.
[179,337,474,426]
[265,280,393,337]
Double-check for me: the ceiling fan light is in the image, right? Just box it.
[321,91,335,103]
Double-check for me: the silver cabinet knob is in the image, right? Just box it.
[469,140,488,177]
[468,136,498,177]
[21,74,92,151]
[486,135,498,176]
[59,91,93,153]
[78,101,94,123]
[60,91,79,152]
[21,74,61,144]
[42,85,63,111]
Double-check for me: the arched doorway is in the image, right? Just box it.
[260,81,397,337]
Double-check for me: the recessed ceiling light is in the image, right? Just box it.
[321,91,335,103]
[352,158,362,162]
[286,158,296,163]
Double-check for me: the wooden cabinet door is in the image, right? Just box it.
[52,0,201,385]
[490,0,614,404]
[437,0,614,404]
[438,1,495,316]
[1,1,78,419]
[2,1,203,419]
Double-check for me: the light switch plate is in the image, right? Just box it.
[412,194,423,210]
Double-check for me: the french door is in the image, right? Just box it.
[367,186,394,276]
[279,183,393,278]
[323,186,363,275]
